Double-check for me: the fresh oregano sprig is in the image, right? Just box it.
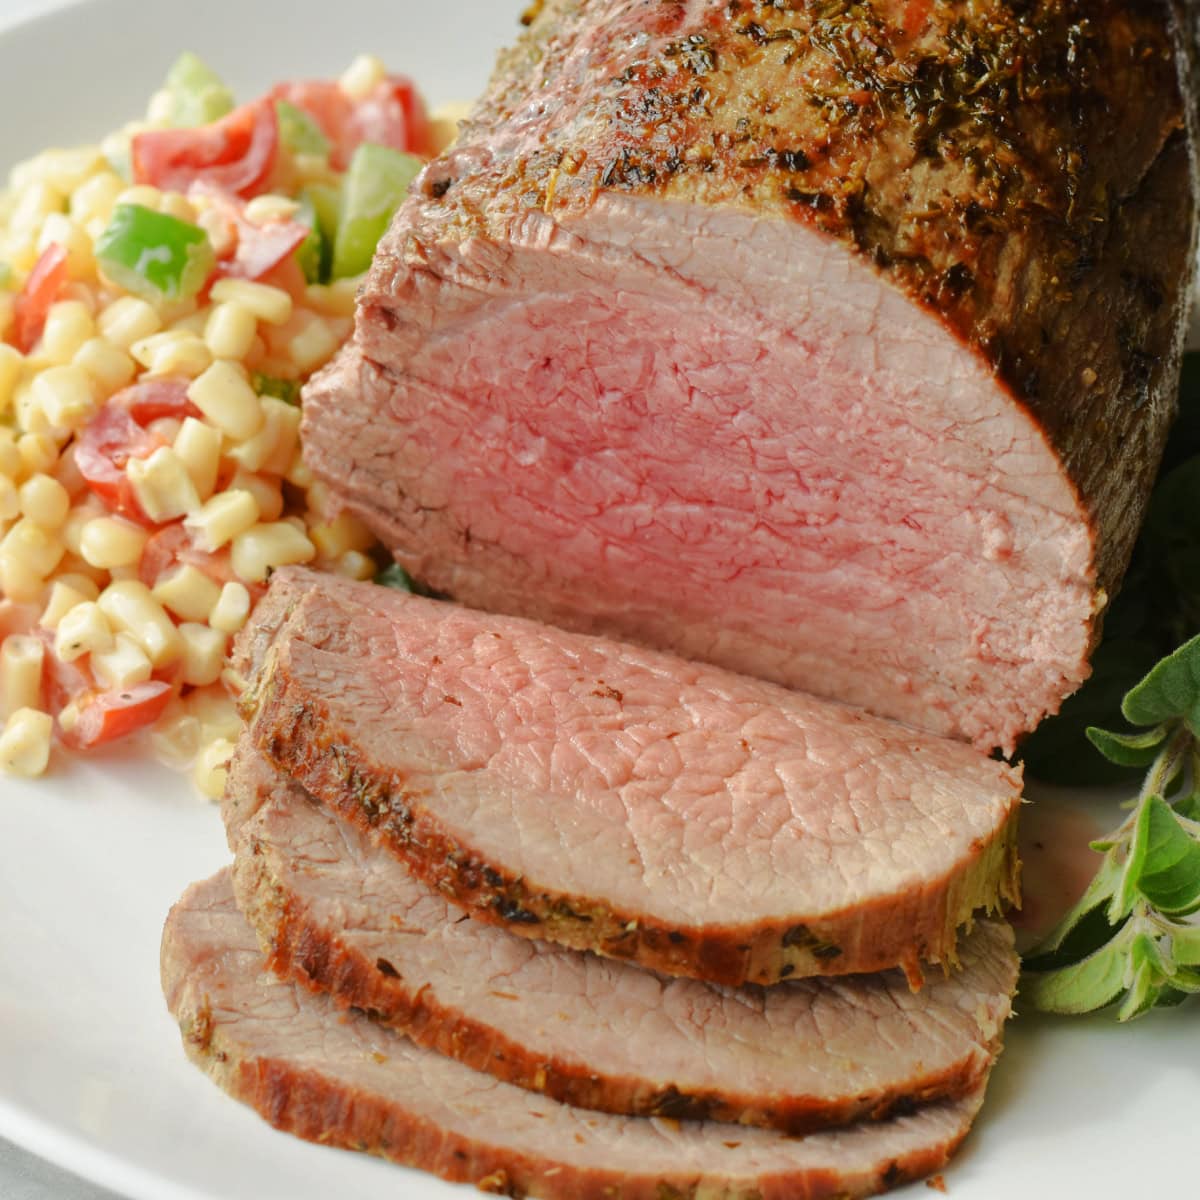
[1023,634,1200,1020]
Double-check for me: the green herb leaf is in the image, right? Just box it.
[1131,794,1200,916]
[1122,633,1200,732]
[1172,923,1200,967]
[1085,723,1171,767]
[1030,854,1123,956]
[250,373,301,406]
[1023,926,1132,1015]
[375,563,415,592]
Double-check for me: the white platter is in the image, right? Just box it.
[0,1,1196,1197]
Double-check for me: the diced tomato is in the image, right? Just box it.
[138,521,235,589]
[60,681,174,750]
[74,378,198,524]
[12,244,68,353]
[900,0,933,35]
[36,626,93,715]
[192,184,310,281]
[132,100,279,200]
[271,76,431,169]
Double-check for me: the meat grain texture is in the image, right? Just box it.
[235,570,1020,986]
[304,0,1200,753]
[162,872,995,1200]
[224,743,1019,1134]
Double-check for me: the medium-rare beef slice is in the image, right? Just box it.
[163,871,995,1200]
[225,742,1018,1135]
[237,570,1021,986]
[302,1,1198,754]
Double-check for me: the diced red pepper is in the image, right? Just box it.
[74,378,199,524]
[270,77,431,169]
[60,681,174,749]
[12,244,69,353]
[132,100,279,200]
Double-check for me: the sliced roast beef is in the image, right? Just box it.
[224,743,1018,1134]
[236,570,1020,986]
[163,871,995,1200]
[302,0,1199,754]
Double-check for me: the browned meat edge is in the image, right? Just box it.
[379,0,1199,656]
[244,660,1019,989]
[229,763,1012,1134]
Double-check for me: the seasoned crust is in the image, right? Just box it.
[372,0,1198,643]
[243,643,1020,988]
[163,872,995,1200]
[227,745,1018,1134]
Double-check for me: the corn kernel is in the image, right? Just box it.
[339,53,386,101]
[178,623,227,687]
[210,278,293,326]
[159,191,197,224]
[13,146,102,196]
[227,396,298,474]
[130,330,212,378]
[203,301,257,361]
[0,552,45,602]
[275,309,340,375]
[1,636,44,717]
[17,433,60,479]
[1,517,64,577]
[38,215,95,284]
[170,308,210,337]
[209,581,252,634]
[231,521,315,583]
[7,181,64,241]
[0,707,53,778]
[243,194,300,224]
[39,579,90,630]
[97,580,181,668]
[172,417,222,502]
[335,549,377,581]
[91,632,153,690]
[31,364,96,430]
[19,473,70,529]
[186,360,263,440]
[184,489,259,552]
[148,697,201,769]
[0,344,24,414]
[73,336,136,396]
[195,206,236,259]
[79,515,148,569]
[153,564,222,623]
[311,512,376,560]
[193,735,235,799]
[126,446,200,523]
[229,469,283,521]
[39,299,95,365]
[190,685,242,741]
[97,296,162,349]
[114,184,163,211]
[0,477,21,522]
[54,600,114,662]
[61,498,107,557]
[284,448,313,489]
[70,171,123,228]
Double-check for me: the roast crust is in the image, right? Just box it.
[228,748,1015,1134]
[368,0,1199,631]
[243,659,1020,989]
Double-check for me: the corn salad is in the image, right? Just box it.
[0,53,460,795]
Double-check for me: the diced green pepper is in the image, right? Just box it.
[294,193,328,286]
[250,373,302,406]
[276,100,330,160]
[332,143,423,279]
[162,52,235,128]
[95,204,215,303]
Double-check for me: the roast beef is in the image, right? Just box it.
[163,871,995,1200]
[235,570,1021,986]
[224,743,1018,1134]
[302,0,1199,753]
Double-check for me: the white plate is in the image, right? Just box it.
[0,2,1195,1197]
